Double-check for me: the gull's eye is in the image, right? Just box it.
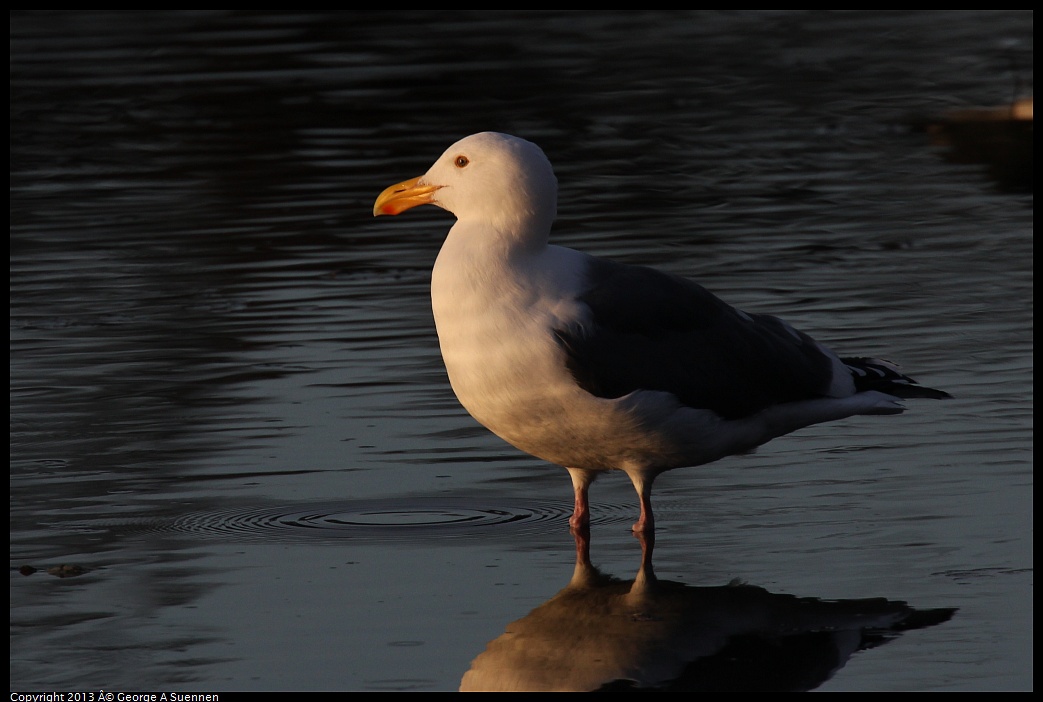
[454,155,469,168]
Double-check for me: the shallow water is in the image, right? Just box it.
[10,10,1032,692]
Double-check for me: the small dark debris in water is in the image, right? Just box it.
[18,564,88,577]
[910,97,1033,192]
[46,564,89,578]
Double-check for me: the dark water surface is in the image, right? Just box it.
[10,10,1032,691]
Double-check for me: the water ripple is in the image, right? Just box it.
[72,497,645,544]
[61,498,617,544]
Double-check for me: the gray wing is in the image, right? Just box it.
[552,256,837,420]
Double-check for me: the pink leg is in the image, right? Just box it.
[634,527,655,576]
[566,467,596,530]
[629,473,656,533]
[572,523,592,569]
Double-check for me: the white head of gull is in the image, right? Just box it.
[373,131,949,534]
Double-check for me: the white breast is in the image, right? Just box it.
[432,235,623,465]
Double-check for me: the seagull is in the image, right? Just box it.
[373,132,950,534]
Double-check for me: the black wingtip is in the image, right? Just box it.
[843,357,952,400]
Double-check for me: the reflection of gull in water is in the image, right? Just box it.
[460,532,955,692]
[374,131,949,534]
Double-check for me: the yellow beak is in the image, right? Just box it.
[373,176,442,216]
